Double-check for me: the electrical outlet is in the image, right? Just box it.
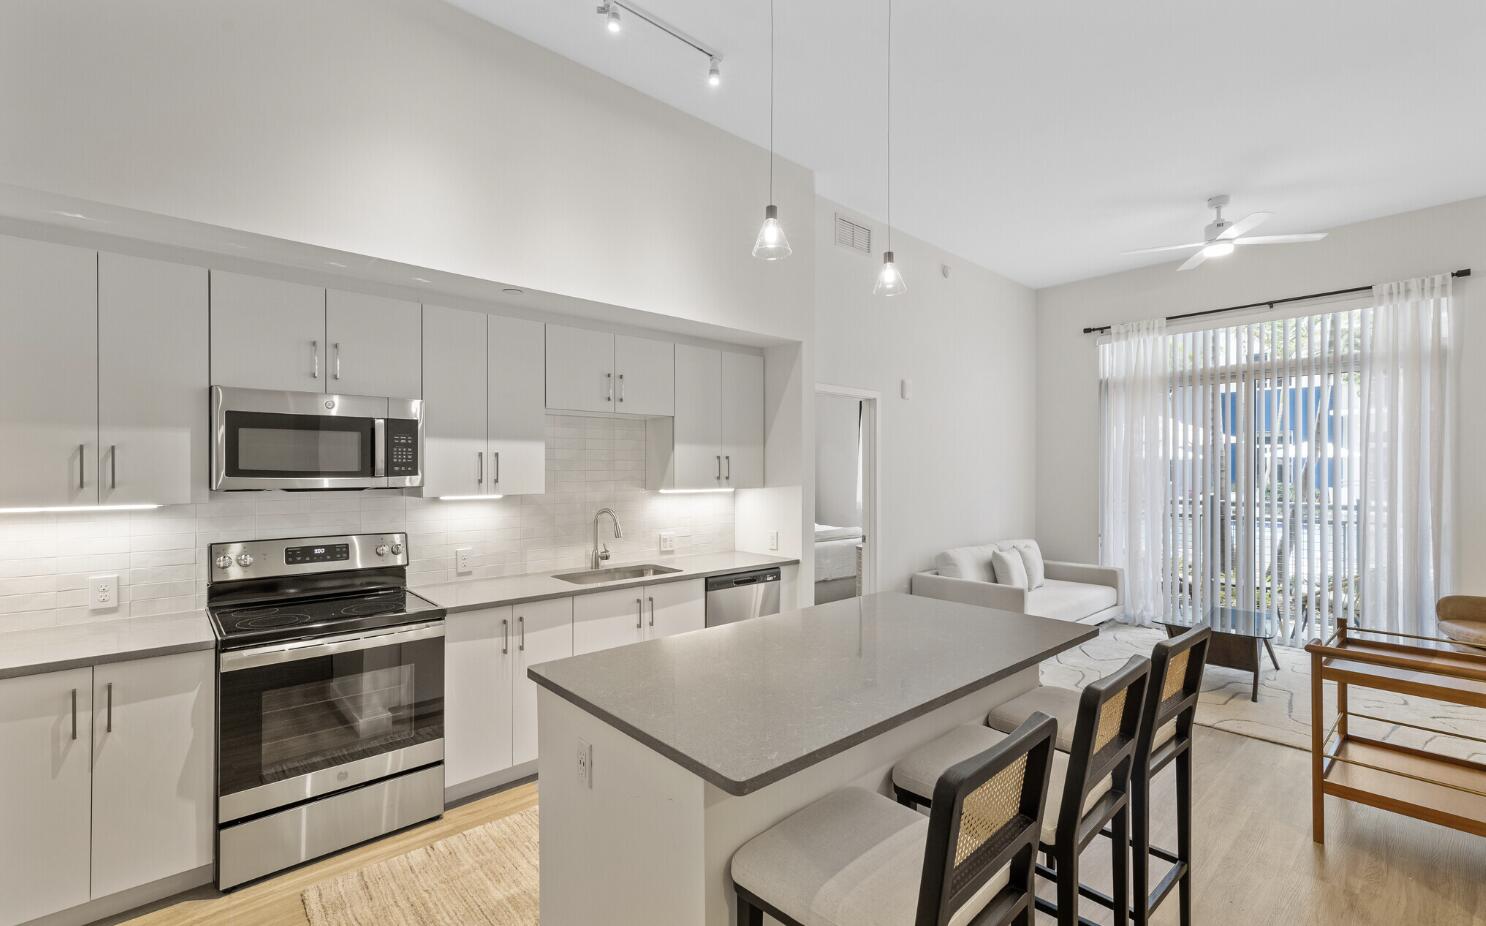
[576,738,593,789]
[658,530,677,553]
[89,575,119,611]
[768,531,780,551]
[455,547,473,575]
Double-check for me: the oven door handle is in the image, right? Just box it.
[219,620,445,673]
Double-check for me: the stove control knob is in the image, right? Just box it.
[376,544,389,557]
[214,554,233,570]
[236,553,254,567]
[389,542,404,556]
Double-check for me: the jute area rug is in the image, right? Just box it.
[302,807,540,926]
[1042,623,1485,763]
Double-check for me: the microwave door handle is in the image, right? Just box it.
[373,418,386,478]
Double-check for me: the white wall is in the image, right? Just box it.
[1035,196,1486,593]
[814,394,862,528]
[0,0,814,344]
[813,198,1039,592]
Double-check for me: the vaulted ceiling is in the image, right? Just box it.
[449,1,1486,288]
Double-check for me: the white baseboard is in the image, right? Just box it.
[24,865,213,926]
[445,760,537,805]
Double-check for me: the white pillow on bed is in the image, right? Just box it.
[990,549,1028,589]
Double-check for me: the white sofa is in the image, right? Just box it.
[911,538,1124,625]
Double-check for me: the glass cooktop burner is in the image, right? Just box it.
[230,608,313,630]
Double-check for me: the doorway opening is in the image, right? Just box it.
[813,384,880,604]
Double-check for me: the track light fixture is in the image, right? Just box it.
[752,0,791,260]
[597,1,723,89]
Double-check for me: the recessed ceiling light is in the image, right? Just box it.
[53,210,88,220]
[325,260,348,268]
[412,276,432,283]
[502,287,525,295]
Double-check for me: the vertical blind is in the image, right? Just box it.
[1110,308,1365,646]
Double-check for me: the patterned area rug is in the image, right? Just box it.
[302,807,540,926]
[1042,623,1485,762]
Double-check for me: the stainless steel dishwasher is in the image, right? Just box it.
[705,567,782,626]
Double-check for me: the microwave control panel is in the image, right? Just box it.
[385,419,420,477]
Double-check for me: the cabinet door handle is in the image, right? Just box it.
[106,681,113,733]
[648,596,655,627]
[502,617,509,655]
[518,615,525,651]
[725,455,731,481]
[493,451,500,486]
[617,373,625,403]
[606,372,613,402]
[716,455,722,481]
[78,444,86,490]
[71,688,78,741]
[636,598,644,630]
[333,342,342,380]
[311,340,320,379]
[110,445,118,490]
[477,451,484,485]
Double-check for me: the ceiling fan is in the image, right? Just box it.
[1125,194,1328,271]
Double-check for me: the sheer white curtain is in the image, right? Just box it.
[1099,319,1168,625]
[1359,274,1456,637]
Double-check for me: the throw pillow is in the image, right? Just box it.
[1015,543,1046,590]
[991,549,1028,589]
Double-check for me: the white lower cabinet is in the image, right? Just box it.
[445,606,516,787]
[0,651,213,926]
[512,598,574,766]
[90,652,215,899]
[0,668,93,926]
[573,580,705,655]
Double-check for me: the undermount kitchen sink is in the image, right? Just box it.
[554,564,684,585]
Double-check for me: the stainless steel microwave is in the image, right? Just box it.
[211,386,423,491]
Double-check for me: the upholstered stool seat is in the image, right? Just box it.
[732,787,1009,926]
[1437,596,1486,653]
[989,685,1177,755]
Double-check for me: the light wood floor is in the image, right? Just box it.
[111,727,1486,926]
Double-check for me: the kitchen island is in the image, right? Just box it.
[530,591,1096,925]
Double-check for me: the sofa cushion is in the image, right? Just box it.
[1015,543,1046,590]
[1025,579,1117,623]
[991,549,1028,589]
[934,539,1041,583]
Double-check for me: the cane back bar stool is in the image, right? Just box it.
[732,714,1059,926]
[892,657,1151,926]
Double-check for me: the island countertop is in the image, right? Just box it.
[528,591,1097,795]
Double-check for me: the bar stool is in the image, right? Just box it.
[892,657,1151,926]
[984,627,1211,926]
[732,714,1059,926]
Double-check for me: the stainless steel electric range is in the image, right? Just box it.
[207,532,446,890]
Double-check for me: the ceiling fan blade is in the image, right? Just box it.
[1218,211,1272,240]
[1178,250,1208,271]
[1123,242,1206,255]
[1234,233,1329,245]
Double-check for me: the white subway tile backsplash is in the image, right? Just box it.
[0,415,733,629]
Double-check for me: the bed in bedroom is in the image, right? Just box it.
[814,523,863,603]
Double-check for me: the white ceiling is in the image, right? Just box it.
[448,0,1486,288]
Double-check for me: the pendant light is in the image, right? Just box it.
[873,0,906,296]
[752,0,791,260]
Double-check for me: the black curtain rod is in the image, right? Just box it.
[1081,268,1472,335]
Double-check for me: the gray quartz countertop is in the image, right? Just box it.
[413,550,799,614]
[528,591,1097,795]
[0,610,216,680]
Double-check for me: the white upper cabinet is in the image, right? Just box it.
[98,253,208,507]
[669,345,724,489]
[422,305,488,498]
[546,324,615,413]
[0,668,93,926]
[487,316,547,496]
[721,351,765,489]
[325,290,422,399]
[210,271,325,393]
[0,236,98,508]
[90,652,214,899]
[511,597,573,766]
[648,346,764,491]
[613,334,674,417]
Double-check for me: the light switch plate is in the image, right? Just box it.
[455,547,474,575]
[658,531,677,553]
[89,575,119,611]
[768,531,780,551]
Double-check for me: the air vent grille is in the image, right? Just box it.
[834,214,872,255]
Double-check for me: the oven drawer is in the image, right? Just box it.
[218,764,444,890]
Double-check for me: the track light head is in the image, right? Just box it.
[708,57,721,87]
[598,2,621,33]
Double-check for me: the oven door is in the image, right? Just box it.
[217,621,444,823]
[212,386,389,490]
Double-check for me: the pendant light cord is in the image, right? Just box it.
[769,0,775,203]
[885,0,892,251]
